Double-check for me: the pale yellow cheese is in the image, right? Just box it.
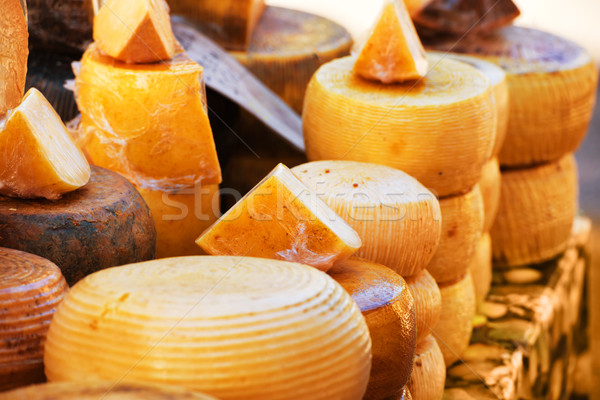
[468,233,492,303]
[407,335,446,400]
[479,157,501,233]
[405,269,441,344]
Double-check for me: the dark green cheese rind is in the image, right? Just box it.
[0,166,156,285]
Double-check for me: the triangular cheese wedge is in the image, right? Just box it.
[93,0,176,64]
[0,88,91,200]
[196,164,361,271]
[0,0,28,116]
[354,0,428,83]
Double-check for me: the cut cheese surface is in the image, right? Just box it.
[329,257,416,399]
[292,160,441,277]
[94,0,176,64]
[44,256,372,400]
[405,269,441,344]
[196,164,361,272]
[407,335,446,400]
[0,88,91,200]
[354,0,428,83]
[303,53,495,197]
[74,43,221,189]
[0,0,28,116]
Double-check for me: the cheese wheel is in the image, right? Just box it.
[406,335,446,400]
[329,257,416,399]
[468,233,492,303]
[197,164,361,272]
[0,382,217,399]
[292,160,441,277]
[397,386,413,400]
[491,155,578,267]
[427,186,484,283]
[231,6,353,113]
[432,273,476,366]
[0,248,68,391]
[424,26,598,167]
[0,0,28,116]
[0,88,91,200]
[44,256,372,400]
[0,166,156,285]
[137,185,219,258]
[479,157,501,233]
[405,269,441,344]
[74,43,221,189]
[94,0,176,64]
[303,54,495,197]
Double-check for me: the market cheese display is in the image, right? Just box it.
[432,272,476,366]
[231,6,353,113]
[424,26,598,167]
[405,269,442,344]
[491,155,578,267]
[0,382,218,399]
[479,157,501,233]
[0,88,90,200]
[406,335,446,400]
[168,0,265,51]
[0,0,28,116]
[0,248,68,391]
[426,186,484,283]
[94,0,176,63]
[44,256,372,400]
[353,0,428,83]
[0,166,156,285]
[196,164,361,272]
[329,257,416,400]
[467,233,492,304]
[292,161,441,277]
[302,53,495,197]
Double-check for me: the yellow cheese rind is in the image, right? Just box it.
[303,54,495,197]
[491,155,578,267]
[480,158,501,233]
[74,44,221,189]
[405,269,441,344]
[44,256,372,400]
[406,335,446,400]
[196,164,361,272]
[426,186,484,283]
[0,0,28,116]
[0,88,91,200]
[94,0,176,64]
[292,160,442,277]
[468,233,492,303]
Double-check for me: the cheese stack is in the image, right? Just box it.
[74,0,222,258]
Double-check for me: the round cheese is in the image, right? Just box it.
[44,256,372,400]
[479,157,501,233]
[0,0,28,116]
[0,248,68,391]
[405,269,441,344]
[303,53,495,197]
[292,160,441,277]
[468,233,492,303]
[406,334,446,400]
[329,257,416,399]
[0,166,156,285]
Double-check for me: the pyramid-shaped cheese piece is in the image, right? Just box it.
[93,0,176,64]
[0,88,91,200]
[354,0,428,83]
[196,164,361,271]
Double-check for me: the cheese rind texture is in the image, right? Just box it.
[406,335,446,400]
[0,0,28,116]
[405,269,441,344]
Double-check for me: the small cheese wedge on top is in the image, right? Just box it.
[196,164,361,272]
[354,0,428,83]
[0,88,91,200]
[94,0,176,64]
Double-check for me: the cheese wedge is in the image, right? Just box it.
[426,185,484,283]
[292,160,441,277]
[479,157,501,233]
[168,0,265,51]
[44,256,372,399]
[0,88,91,200]
[405,269,441,344]
[354,0,428,83]
[491,155,578,267]
[303,54,495,197]
[0,0,28,116]
[468,232,492,303]
[329,257,416,399]
[196,164,361,272]
[406,335,446,400]
[94,0,176,64]
[74,43,221,188]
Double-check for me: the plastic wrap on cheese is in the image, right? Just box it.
[73,43,221,190]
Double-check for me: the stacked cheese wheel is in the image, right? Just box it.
[44,256,372,400]
[0,248,68,391]
[74,0,222,258]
